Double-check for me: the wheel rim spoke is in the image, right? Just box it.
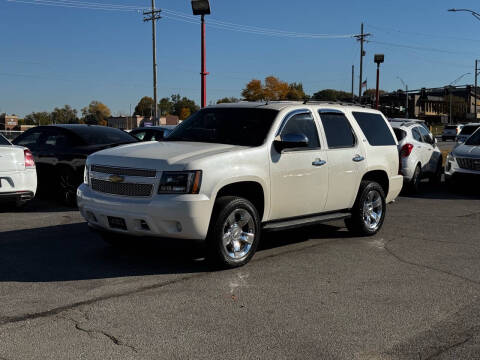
[222,209,256,260]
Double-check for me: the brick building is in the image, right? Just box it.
[0,114,19,130]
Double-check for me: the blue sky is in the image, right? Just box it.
[1,0,480,117]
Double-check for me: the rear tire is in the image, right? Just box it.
[58,167,78,207]
[409,165,422,194]
[429,157,443,185]
[207,196,260,269]
[345,180,386,236]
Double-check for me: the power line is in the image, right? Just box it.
[6,0,356,39]
[368,40,478,56]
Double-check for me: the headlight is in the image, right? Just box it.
[446,153,455,163]
[158,171,202,194]
[83,166,89,185]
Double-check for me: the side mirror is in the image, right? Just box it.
[274,133,309,153]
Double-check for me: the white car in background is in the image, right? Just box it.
[456,123,480,144]
[0,133,37,207]
[390,120,443,193]
[446,127,480,186]
[442,124,463,142]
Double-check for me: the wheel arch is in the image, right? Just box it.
[361,170,390,196]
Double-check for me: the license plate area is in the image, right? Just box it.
[108,216,127,230]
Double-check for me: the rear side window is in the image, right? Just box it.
[393,128,406,141]
[0,134,10,145]
[352,112,396,146]
[412,128,423,142]
[319,112,356,149]
[72,127,137,145]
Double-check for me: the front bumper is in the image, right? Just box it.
[77,184,214,240]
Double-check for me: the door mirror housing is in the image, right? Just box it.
[274,133,309,153]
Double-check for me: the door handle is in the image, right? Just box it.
[353,155,365,162]
[312,159,327,167]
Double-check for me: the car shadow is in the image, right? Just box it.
[0,198,75,214]
[400,181,480,200]
[0,221,350,283]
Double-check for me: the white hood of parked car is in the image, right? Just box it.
[88,141,244,170]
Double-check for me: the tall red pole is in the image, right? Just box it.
[201,14,208,108]
[375,63,380,110]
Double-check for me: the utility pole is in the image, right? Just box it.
[354,23,371,103]
[475,60,478,119]
[351,65,355,102]
[143,1,162,125]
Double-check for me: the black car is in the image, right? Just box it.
[13,125,138,205]
[130,126,176,141]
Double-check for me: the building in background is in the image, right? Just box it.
[376,86,480,124]
[0,114,19,130]
[107,115,180,130]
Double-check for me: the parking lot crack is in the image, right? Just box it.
[422,335,472,359]
[62,314,138,353]
[384,239,480,287]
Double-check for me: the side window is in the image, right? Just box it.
[412,128,423,142]
[352,112,396,146]
[319,112,356,149]
[15,131,42,150]
[280,112,320,149]
[41,130,71,150]
[417,126,431,142]
[151,130,165,141]
[132,131,146,141]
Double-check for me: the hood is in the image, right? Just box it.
[452,144,480,158]
[87,141,243,170]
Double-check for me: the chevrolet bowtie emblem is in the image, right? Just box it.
[109,175,125,183]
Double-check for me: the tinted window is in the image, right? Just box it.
[0,134,11,145]
[460,125,480,135]
[167,108,278,147]
[131,131,147,141]
[393,128,406,141]
[412,128,423,142]
[465,128,480,146]
[280,112,320,149]
[417,126,432,142]
[352,112,396,146]
[14,130,43,150]
[151,130,166,141]
[445,125,457,130]
[71,126,137,145]
[319,112,356,149]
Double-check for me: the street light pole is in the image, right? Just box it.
[476,60,478,119]
[374,54,384,110]
[191,0,211,109]
[448,8,480,21]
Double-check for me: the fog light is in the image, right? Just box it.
[140,220,150,231]
[176,222,183,232]
[86,211,97,223]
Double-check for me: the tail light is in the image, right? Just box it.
[400,143,414,157]
[24,149,35,168]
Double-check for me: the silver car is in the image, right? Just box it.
[445,127,480,186]
[456,123,480,144]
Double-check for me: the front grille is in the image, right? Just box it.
[457,158,480,171]
[91,179,153,197]
[91,165,156,178]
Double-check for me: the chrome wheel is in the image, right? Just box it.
[222,208,255,260]
[362,190,383,231]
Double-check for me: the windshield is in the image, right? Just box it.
[167,108,279,146]
[460,125,480,136]
[465,128,480,146]
[0,134,11,145]
[445,125,457,130]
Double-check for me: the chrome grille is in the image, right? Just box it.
[91,165,156,178]
[91,179,153,197]
[457,158,480,171]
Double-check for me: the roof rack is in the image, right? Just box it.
[302,100,372,108]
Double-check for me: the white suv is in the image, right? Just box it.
[390,120,443,192]
[77,103,403,268]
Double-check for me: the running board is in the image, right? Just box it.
[263,211,351,232]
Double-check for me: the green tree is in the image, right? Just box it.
[363,89,386,99]
[51,105,78,124]
[81,101,111,126]
[24,111,51,126]
[217,97,240,104]
[312,89,352,101]
[134,96,155,117]
[171,94,199,117]
[159,97,174,116]
[286,82,307,100]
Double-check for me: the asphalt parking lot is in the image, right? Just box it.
[1,143,480,360]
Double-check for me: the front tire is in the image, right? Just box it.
[345,180,386,236]
[58,167,78,207]
[207,196,260,269]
